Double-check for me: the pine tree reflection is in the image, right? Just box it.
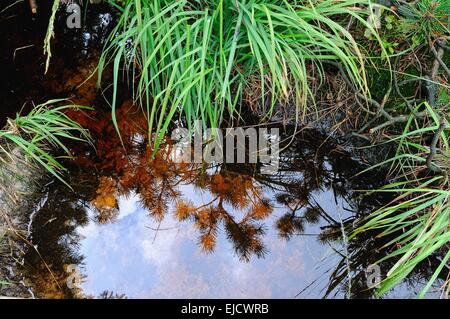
[20,103,445,298]
[175,171,272,261]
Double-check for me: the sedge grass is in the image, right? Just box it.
[0,99,92,186]
[353,102,450,297]
[99,0,384,152]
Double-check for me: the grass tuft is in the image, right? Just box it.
[99,0,382,152]
[352,102,450,297]
[0,100,92,186]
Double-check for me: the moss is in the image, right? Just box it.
[367,65,392,102]
[442,49,450,71]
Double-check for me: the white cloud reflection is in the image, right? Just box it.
[77,187,329,299]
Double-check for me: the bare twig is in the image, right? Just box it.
[13,44,34,61]
[426,117,446,174]
[430,39,450,79]
[428,35,450,80]
[325,60,430,134]
[0,0,24,15]
[369,110,429,133]
[394,56,415,112]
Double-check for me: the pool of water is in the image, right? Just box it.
[20,117,437,298]
[0,0,445,299]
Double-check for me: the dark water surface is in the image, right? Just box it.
[0,1,444,299]
[22,122,439,299]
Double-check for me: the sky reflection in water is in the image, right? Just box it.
[21,105,439,299]
[78,188,342,298]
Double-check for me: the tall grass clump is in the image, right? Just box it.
[353,103,450,297]
[0,100,91,185]
[99,0,382,150]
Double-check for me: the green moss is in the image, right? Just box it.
[367,66,391,102]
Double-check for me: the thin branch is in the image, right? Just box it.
[430,40,450,79]
[324,60,431,133]
[369,111,428,133]
[426,117,446,174]
[394,56,414,112]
